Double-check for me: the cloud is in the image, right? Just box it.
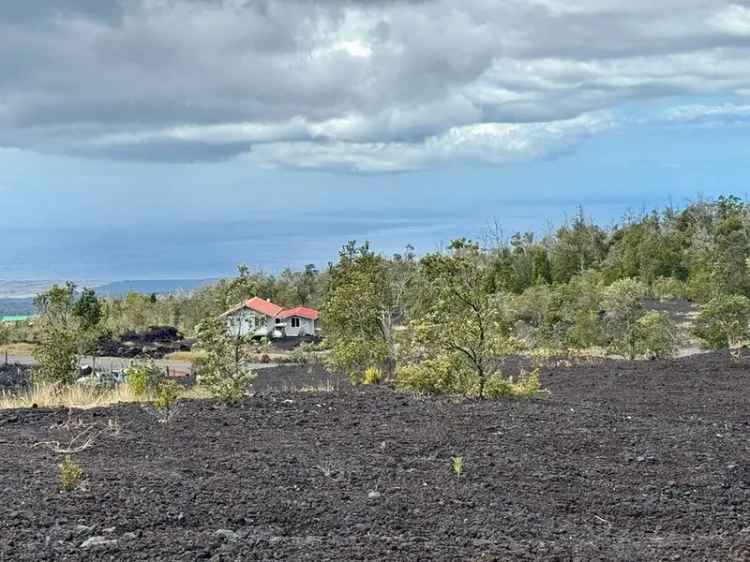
[663,103,750,127]
[246,111,613,172]
[1,1,750,171]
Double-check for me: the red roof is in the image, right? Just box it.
[221,298,319,321]
[245,297,284,317]
[278,306,320,321]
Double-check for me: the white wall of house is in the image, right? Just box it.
[225,309,279,338]
[284,316,317,337]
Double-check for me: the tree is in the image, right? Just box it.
[73,288,102,331]
[694,294,750,361]
[601,278,649,359]
[399,240,520,398]
[33,283,81,384]
[633,311,679,359]
[323,242,415,382]
[34,323,80,385]
[195,316,255,405]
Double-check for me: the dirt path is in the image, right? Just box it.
[1,352,748,560]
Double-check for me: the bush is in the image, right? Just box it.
[484,369,544,399]
[397,357,545,399]
[124,364,158,396]
[59,455,83,491]
[651,277,689,301]
[601,278,649,359]
[33,325,79,385]
[361,367,384,385]
[694,294,750,359]
[396,355,470,396]
[634,311,679,359]
[151,379,182,423]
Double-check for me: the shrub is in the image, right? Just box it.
[125,365,161,397]
[601,278,649,359]
[396,355,470,396]
[59,455,83,491]
[397,357,545,400]
[361,367,384,385]
[634,311,679,359]
[451,456,464,477]
[651,277,688,301]
[484,369,545,399]
[151,379,182,423]
[694,294,750,360]
[196,317,255,406]
[33,325,79,385]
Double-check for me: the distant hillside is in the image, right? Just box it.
[94,279,216,297]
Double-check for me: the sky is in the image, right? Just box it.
[2,0,750,279]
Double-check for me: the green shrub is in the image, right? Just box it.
[59,455,83,491]
[451,456,464,477]
[651,277,688,301]
[395,355,469,396]
[694,294,750,360]
[152,379,182,423]
[634,311,679,359]
[124,365,150,396]
[361,367,384,385]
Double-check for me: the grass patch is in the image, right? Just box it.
[0,342,39,356]
[162,350,208,363]
[0,382,213,410]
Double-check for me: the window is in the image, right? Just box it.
[291,317,300,328]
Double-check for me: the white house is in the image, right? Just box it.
[220,297,320,339]
[277,306,320,337]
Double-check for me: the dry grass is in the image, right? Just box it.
[0,382,213,410]
[0,342,39,356]
[162,350,208,363]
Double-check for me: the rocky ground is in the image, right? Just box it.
[0,353,749,561]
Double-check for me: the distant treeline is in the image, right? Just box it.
[11,195,750,337]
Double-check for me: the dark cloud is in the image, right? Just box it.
[1,0,750,169]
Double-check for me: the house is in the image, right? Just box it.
[277,306,320,337]
[220,297,320,339]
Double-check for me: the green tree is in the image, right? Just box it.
[195,316,255,405]
[694,294,750,361]
[323,242,415,382]
[633,311,679,359]
[73,288,102,331]
[399,240,520,398]
[601,278,649,359]
[33,283,81,384]
[34,324,79,385]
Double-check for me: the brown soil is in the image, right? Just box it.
[0,352,749,561]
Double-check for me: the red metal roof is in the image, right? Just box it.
[278,306,320,321]
[246,297,285,317]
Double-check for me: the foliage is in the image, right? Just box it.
[400,241,523,398]
[361,366,384,385]
[288,341,318,365]
[59,455,83,491]
[484,369,545,399]
[694,294,750,359]
[601,278,649,359]
[451,456,464,477]
[651,277,689,301]
[633,311,679,359]
[195,316,255,405]
[557,270,606,349]
[151,379,182,423]
[323,242,415,381]
[33,323,79,385]
[124,364,157,397]
[73,288,103,331]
